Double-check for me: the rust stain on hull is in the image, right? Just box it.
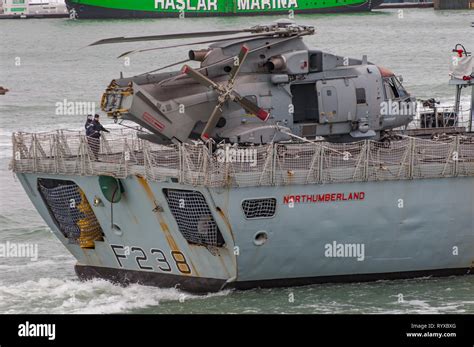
[216,207,238,280]
[136,175,198,276]
[216,250,232,278]
[158,221,179,251]
[81,248,103,266]
[217,208,236,245]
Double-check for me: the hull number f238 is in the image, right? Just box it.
[110,245,191,274]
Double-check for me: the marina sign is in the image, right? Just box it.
[154,0,299,11]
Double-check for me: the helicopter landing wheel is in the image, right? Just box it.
[381,138,391,148]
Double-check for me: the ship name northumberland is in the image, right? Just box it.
[154,0,299,11]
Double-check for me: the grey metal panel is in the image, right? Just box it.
[16,173,237,281]
[213,177,474,281]
[16,170,474,288]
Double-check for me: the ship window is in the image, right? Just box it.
[242,198,277,219]
[356,88,366,104]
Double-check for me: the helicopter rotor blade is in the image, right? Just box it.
[117,50,136,59]
[117,33,277,58]
[90,29,249,46]
[138,58,191,76]
[181,65,220,90]
[233,92,270,121]
[201,103,224,141]
[228,44,249,84]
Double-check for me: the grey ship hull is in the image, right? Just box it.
[16,172,474,293]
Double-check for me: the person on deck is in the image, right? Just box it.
[85,114,93,133]
[86,114,109,161]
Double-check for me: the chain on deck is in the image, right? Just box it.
[10,129,474,187]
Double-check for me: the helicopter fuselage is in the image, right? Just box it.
[102,26,415,144]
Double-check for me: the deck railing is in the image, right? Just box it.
[10,129,474,187]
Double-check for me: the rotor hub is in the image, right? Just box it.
[250,21,315,36]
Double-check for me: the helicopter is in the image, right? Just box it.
[95,19,416,145]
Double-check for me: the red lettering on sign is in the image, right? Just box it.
[283,192,366,205]
[143,112,165,132]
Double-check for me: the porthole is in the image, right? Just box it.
[254,231,268,246]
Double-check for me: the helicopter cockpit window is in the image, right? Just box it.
[383,77,408,100]
[392,77,408,98]
[384,77,399,99]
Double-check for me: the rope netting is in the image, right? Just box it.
[164,189,224,247]
[38,179,103,248]
[12,130,474,187]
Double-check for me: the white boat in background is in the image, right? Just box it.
[1,0,68,17]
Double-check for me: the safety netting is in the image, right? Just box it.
[164,189,224,247]
[38,179,103,248]
[242,198,277,219]
[11,130,474,188]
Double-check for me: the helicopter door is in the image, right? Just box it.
[290,83,319,124]
[316,80,356,124]
[317,82,338,124]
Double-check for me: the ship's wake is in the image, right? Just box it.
[0,277,230,314]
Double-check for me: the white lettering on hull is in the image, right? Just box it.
[154,0,298,10]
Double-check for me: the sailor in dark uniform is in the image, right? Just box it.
[86,114,109,160]
[85,114,94,133]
